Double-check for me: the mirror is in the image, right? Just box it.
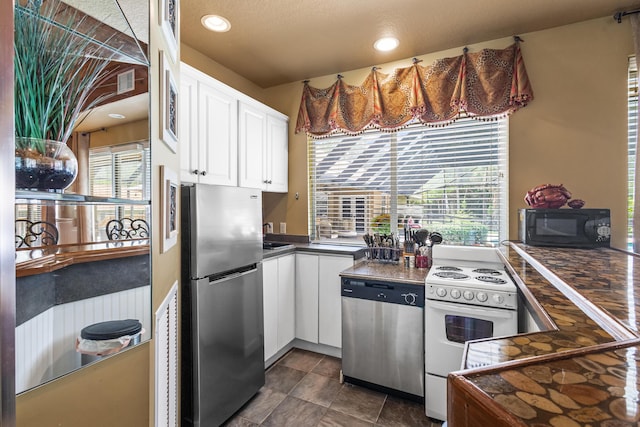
[14,0,150,394]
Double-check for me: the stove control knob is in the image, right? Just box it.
[463,290,474,301]
[436,288,447,297]
[476,292,488,302]
[450,289,461,299]
[493,294,504,304]
[402,293,417,305]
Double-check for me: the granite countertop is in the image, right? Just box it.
[340,261,429,286]
[452,243,640,426]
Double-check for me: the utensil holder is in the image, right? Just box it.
[365,247,402,264]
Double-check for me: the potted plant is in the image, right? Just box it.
[14,0,116,192]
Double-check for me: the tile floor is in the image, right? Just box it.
[223,348,443,427]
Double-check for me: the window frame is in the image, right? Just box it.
[88,140,151,241]
[307,117,509,246]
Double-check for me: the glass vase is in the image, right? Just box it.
[15,138,78,192]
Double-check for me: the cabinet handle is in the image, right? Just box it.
[268,180,272,184]
[200,171,207,176]
[193,169,199,175]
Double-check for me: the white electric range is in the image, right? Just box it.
[424,245,518,422]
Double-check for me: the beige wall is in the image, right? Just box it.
[181,44,270,106]
[255,16,634,249]
[16,344,149,426]
[88,119,149,148]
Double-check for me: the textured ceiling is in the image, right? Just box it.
[181,0,640,88]
[65,0,148,43]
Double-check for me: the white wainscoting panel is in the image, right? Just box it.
[15,308,54,393]
[15,286,151,394]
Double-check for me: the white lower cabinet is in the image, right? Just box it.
[295,252,353,348]
[318,255,353,348]
[263,254,295,361]
[277,255,295,349]
[263,259,279,360]
[295,253,319,343]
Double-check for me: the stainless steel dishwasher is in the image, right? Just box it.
[341,277,425,400]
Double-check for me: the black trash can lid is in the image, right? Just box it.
[81,319,142,340]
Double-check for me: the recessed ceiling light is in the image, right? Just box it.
[108,113,126,119]
[374,37,399,52]
[201,14,231,32]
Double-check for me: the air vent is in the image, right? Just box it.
[117,69,135,94]
[155,282,178,427]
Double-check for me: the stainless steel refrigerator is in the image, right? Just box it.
[181,183,264,427]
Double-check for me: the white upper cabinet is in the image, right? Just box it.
[179,69,198,183]
[239,101,289,192]
[197,80,238,186]
[181,62,288,191]
[238,102,266,189]
[180,63,238,186]
[265,115,289,193]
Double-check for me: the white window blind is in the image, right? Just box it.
[629,57,638,249]
[89,142,150,241]
[308,117,508,246]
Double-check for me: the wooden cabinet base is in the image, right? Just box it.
[448,374,525,427]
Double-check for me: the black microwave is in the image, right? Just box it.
[518,208,611,248]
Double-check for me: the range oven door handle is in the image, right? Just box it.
[426,299,516,320]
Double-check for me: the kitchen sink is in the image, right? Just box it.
[262,242,292,250]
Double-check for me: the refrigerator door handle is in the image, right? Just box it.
[208,266,258,285]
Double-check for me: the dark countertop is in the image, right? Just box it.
[340,261,429,286]
[451,243,640,426]
[262,241,367,260]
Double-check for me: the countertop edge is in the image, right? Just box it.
[263,241,367,259]
[509,242,637,341]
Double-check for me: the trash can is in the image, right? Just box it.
[76,319,143,365]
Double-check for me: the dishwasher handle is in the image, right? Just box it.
[370,283,394,290]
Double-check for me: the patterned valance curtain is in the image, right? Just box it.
[295,41,534,138]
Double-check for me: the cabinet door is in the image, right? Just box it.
[198,81,238,186]
[179,69,199,183]
[265,115,288,193]
[318,255,353,348]
[238,102,266,189]
[295,253,319,343]
[262,258,278,361]
[277,254,295,350]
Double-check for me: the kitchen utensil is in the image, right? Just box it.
[429,232,443,244]
[414,229,429,246]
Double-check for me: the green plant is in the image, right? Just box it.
[431,221,489,245]
[371,213,391,234]
[14,0,115,153]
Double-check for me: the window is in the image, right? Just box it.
[308,117,508,246]
[628,56,637,249]
[89,142,150,241]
